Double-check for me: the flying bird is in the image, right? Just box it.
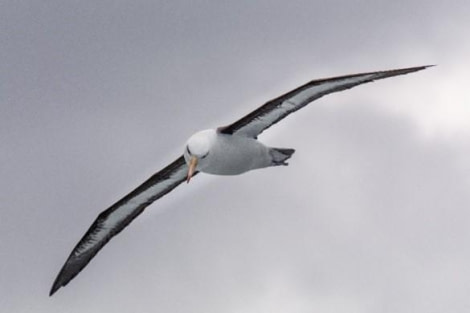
[50,65,431,295]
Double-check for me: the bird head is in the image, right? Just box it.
[184,129,213,183]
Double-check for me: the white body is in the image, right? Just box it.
[184,129,272,175]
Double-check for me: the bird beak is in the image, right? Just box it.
[187,156,198,183]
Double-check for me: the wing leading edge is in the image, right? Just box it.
[50,156,192,296]
[220,65,432,138]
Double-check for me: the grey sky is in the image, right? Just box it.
[1,1,469,312]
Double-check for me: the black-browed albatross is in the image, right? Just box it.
[50,65,431,295]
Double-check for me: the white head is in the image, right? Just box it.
[184,129,215,183]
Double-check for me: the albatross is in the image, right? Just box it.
[50,65,431,295]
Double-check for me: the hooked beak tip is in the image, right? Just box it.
[187,156,198,184]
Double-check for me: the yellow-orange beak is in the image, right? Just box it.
[186,156,198,183]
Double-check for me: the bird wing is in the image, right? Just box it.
[50,155,192,296]
[219,65,431,138]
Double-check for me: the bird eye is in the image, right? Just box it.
[186,146,192,155]
[201,152,209,159]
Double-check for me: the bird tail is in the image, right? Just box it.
[269,148,295,166]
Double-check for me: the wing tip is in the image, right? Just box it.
[49,266,77,296]
[408,64,436,71]
[49,255,82,296]
[49,279,63,296]
[49,287,58,297]
[381,64,435,76]
[50,267,73,296]
[414,64,435,68]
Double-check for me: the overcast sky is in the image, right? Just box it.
[1,1,470,312]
